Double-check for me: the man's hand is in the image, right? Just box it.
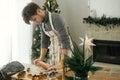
[47,64,62,71]
[34,59,50,70]
[34,59,62,71]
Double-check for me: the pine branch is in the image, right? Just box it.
[65,42,103,78]
[83,15,120,27]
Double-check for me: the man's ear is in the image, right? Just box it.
[36,9,42,15]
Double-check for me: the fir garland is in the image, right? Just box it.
[83,15,120,27]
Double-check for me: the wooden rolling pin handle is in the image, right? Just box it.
[35,60,49,70]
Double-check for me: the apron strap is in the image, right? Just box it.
[48,12,55,30]
[48,12,60,39]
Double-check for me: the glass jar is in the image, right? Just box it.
[74,73,88,80]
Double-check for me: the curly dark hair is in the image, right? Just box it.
[22,2,40,24]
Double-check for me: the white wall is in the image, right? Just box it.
[13,0,33,64]
[57,0,90,43]
[90,0,120,17]
[0,0,12,67]
[32,0,44,7]
[0,0,32,67]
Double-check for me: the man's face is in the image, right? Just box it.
[30,9,45,24]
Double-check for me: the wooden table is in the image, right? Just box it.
[12,64,63,80]
[65,71,120,80]
[11,64,120,80]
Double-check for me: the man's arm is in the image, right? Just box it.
[39,48,48,61]
[34,25,50,69]
[34,48,50,70]
[52,13,71,53]
[40,25,50,60]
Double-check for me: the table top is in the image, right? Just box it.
[11,64,63,80]
[11,64,120,80]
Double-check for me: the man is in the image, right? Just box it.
[22,2,72,70]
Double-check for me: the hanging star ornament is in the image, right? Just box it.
[79,35,95,54]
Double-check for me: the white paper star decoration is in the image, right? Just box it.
[79,35,95,54]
